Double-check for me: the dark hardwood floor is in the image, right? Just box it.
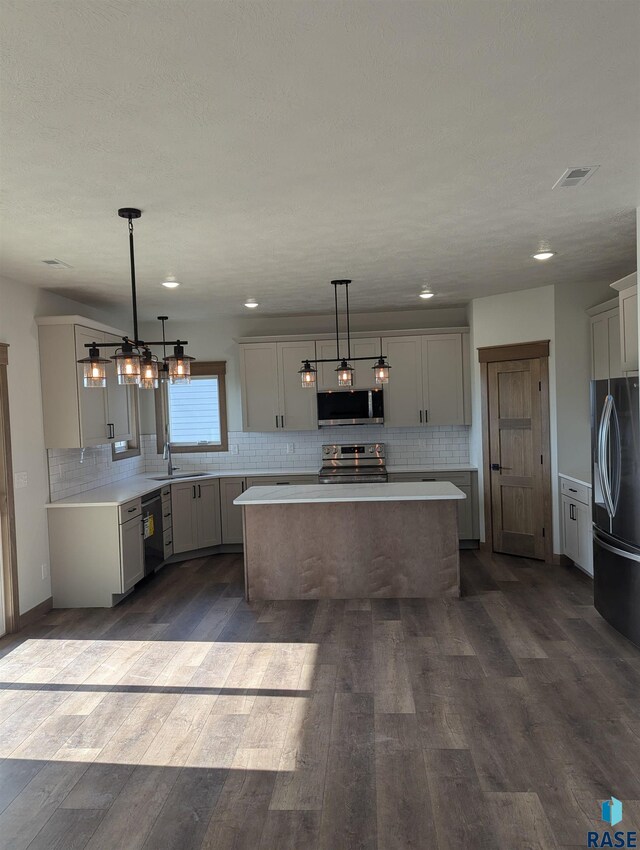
[0,550,638,849]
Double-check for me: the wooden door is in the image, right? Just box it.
[276,341,317,431]
[381,336,424,427]
[239,343,280,432]
[171,481,199,554]
[197,479,222,548]
[422,335,465,425]
[74,328,109,446]
[220,477,245,544]
[487,357,546,559]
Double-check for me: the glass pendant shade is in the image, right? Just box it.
[140,351,159,390]
[112,343,142,386]
[336,359,354,387]
[372,357,390,385]
[78,345,110,388]
[299,361,317,388]
[165,343,195,384]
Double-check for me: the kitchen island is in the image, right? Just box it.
[234,482,465,601]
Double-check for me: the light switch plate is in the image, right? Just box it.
[287,443,295,454]
[14,471,28,489]
[229,445,239,455]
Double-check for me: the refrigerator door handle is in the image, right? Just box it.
[598,394,615,518]
[594,533,640,564]
[610,398,622,516]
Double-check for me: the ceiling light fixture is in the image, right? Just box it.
[532,251,556,261]
[161,276,181,288]
[299,280,392,389]
[77,209,194,388]
[419,290,434,299]
[244,299,259,309]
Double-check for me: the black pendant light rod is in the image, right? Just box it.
[345,281,351,360]
[333,282,340,360]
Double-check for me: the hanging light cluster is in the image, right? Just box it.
[77,209,194,390]
[298,280,391,389]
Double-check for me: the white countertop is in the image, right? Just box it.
[46,465,476,509]
[234,481,466,506]
[559,473,592,488]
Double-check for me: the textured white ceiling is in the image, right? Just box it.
[1,0,639,320]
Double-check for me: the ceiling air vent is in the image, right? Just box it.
[42,258,73,269]
[552,166,599,189]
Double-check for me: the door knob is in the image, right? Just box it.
[490,464,512,471]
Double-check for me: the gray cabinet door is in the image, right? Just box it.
[74,327,109,446]
[381,336,424,427]
[562,496,580,564]
[277,341,317,431]
[220,478,246,544]
[120,515,144,592]
[197,479,222,548]
[171,481,199,554]
[240,343,280,431]
[422,335,465,425]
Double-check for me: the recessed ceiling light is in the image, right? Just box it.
[532,251,556,261]
[161,275,181,288]
[419,290,434,299]
[244,299,259,309]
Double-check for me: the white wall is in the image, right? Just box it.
[0,275,126,615]
[554,277,614,482]
[468,285,559,551]
[139,305,468,434]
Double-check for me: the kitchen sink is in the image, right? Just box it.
[147,472,210,481]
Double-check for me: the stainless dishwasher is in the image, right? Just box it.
[141,490,164,575]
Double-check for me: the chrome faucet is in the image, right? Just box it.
[162,441,179,476]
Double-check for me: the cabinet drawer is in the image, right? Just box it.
[245,475,318,487]
[161,502,172,527]
[388,471,471,486]
[119,499,141,524]
[163,528,174,558]
[160,486,172,500]
[560,478,591,506]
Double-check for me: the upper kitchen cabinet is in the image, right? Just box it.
[589,299,621,380]
[610,272,638,374]
[240,341,317,432]
[315,337,382,390]
[382,333,469,427]
[37,316,135,448]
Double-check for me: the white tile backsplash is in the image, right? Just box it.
[48,426,470,501]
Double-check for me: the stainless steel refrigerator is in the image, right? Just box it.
[591,377,640,646]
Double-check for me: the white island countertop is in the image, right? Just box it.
[234,481,466,506]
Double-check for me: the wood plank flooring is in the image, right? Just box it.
[0,550,639,849]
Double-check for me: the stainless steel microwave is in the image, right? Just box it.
[317,389,384,426]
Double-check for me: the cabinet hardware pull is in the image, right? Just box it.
[425,409,428,422]
[419,410,422,423]
[107,423,115,439]
[422,478,436,482]
[198,484,202,498]
[127,507,136,513]
[568,487,577,493]
[163,512,171,518]
[281,415,285,428]
[166,539,172,546]
[275,415,279,428]
[192,485,196,499]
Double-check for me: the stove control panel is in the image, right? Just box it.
[321,443,385,460]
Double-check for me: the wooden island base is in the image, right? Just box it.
[241,499,460,600]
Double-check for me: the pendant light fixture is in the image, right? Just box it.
[299,360,317,388]
[77,344,111,388]
[77,209,194,388]
[299,280,391,389]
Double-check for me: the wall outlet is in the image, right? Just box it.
[14,471,28,489]
[287,443,295,454]
[229,444,239,455]
[41,563,50,580]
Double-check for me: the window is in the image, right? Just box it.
[155,361,228,453]
[111,388,141,461]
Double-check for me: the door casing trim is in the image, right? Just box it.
[479,341,554,563]
[0,343,20,632]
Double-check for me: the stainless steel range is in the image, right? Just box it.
[318,443,387,484]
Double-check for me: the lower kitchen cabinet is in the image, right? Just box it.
[560,476,593,576]
[387,470,478,541]
[220,477,246,544]
[48,500,145,607]
[171,479,222,554]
